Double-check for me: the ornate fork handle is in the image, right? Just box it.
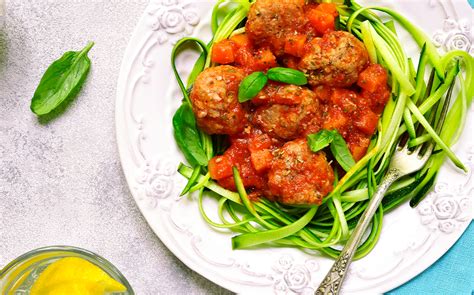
[316,168,401,295]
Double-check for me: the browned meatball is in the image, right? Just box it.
[268,139,334,205]
[190,66,247,135]
[246,0,306,55]
[252,86,322,140]
[299,31,369,87]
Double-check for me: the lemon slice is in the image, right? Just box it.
[30,257,127,295]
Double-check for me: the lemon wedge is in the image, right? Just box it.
[29,257,127,295]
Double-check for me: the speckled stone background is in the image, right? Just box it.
[0,1,230,294]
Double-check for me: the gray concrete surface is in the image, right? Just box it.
[0,1,230,294]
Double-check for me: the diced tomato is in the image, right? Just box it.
[234,47,254,69]
[284,34,307,57]
[361,84,391,114]
[352,93,372,109]
[248,131,274,172]
[214,139,267,191]
[354,109,379,135]
[211,40,235,64]
[307,9,335,35]
[330,89,358,113]
[253,48,277,71]
[248,133,272,151]
[357,64,388,93]
[282,55,300,70]
[234,47,277,72]
[323,107,349,131]
[316,3,338,17]
[312,85,333,103]
[251,149,273,172]
[349,138,370,161]
[209,155,233,180]
[230,33,251,49]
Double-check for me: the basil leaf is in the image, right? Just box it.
[238,71,268,102]
[267,67,308,86]
[307,130,337,152]
[308,129,356,171]
[330,132,356,172]
[172,102,208,167]
[30,42,94,116]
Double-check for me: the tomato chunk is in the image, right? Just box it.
[209,155,233,180]
[251,149,273,172]
[253,48,277,71]
[330,89,358,113]
[323,107,349,132]
[230,33,251,49]
[316,3,339,17]
[349,137,370,161]
[357,64,388,93]
[312,85,333,103]
[248,133,272,151]
[234,47,254,69]
[284,34,307,57]
[307,9,335,35]
[213,139,267,191]
[355,109,379,135]
[211,40,235,64]
[282,55,300,70]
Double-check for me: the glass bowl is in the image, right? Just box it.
[0,245,134,294]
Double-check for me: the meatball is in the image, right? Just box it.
[190,66,247,135]
[268,139,334,205]
[252,85,322,140]
[299,31,369,87]
[246,0,306,55]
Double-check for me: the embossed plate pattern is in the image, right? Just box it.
[116,0,473,293]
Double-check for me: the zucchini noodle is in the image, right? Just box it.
[171,0,474,259]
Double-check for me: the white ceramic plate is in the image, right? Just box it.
[116,1,473,293]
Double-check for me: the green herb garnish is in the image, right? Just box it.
[267,67,308,85]
[30,42,94,116]
[238,71,268,102]
[308,129,356,172]
[172,102,208,167]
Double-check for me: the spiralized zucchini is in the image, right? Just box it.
[171,0,474,259]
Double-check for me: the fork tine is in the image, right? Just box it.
[413,69,437,137]
[413,144,423,155]
[421,144,434,161]
[435,73,456,133]
[398,139,410,152]
[418,69,456,156]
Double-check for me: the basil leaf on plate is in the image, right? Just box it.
[172,102,208,167]
[267,67,308,86]
[30,42,95,116]
[307,129,356,171]
[330,132,356,172]
[238,71,268,103]
[307,130,337,152]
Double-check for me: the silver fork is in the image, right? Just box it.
[315,140,434,295]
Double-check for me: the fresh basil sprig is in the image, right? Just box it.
[238,67,308,103]
[307,129,356,172]
[330,132,356,171]
[238,71,268,102]
[267,67,308,86]
[172,102,209,167]
[30,42,94,116]
[307,130,337,152]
